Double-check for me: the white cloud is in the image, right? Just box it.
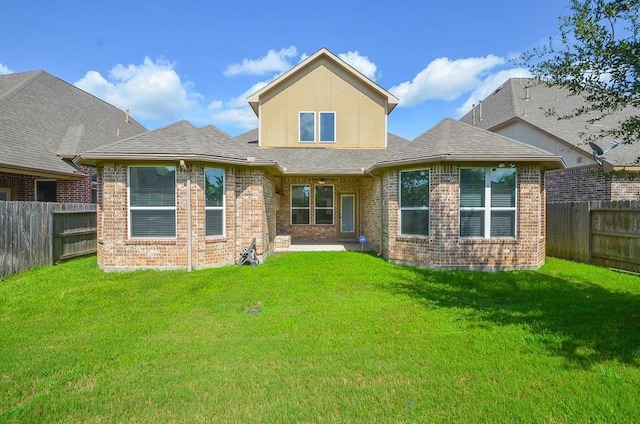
[389,55,506,106]
[211,107,258,130]
[75,57,202,122]
[455,68,531,116]
[223,46,298,77]
[338,51,378,81]
[0,62,12,75]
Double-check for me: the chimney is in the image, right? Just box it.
[524,86,531,100]
[125,109,130,123]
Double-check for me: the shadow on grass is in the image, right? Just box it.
[386,267,640,367]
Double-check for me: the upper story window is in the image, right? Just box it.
[299,111,336,143]
[459,168,517,238]
[128,166,176,238]
[291,184,311,225]
[319,112,336,142]
[399,169,430,236]
[299,112,315,142]
[205,168,225,237]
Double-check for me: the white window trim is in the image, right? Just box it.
[459,168,517,239]
[299,111,316,143]
[127,165,177,239]
[205,167,225,237]
[34,179,56,202]
[399,169,430,237]
[0,187,11,201]
[319,111,336,143]
[291,184,311,225]
[314,184,335,225]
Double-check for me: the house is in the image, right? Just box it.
[0,70,146,202]
[76,48,564,272]
[459,78,640,203]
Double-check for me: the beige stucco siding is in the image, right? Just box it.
[259,57,387,148]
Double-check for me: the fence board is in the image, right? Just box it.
[0,202,96,278]
[546,202,591,262]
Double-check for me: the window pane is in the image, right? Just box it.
[291,185,310,207]
[130,167,175,207]
[400,170,429,207]
[292,208,310,225]
[320,112,335,142]
[315,209,333,225]
[315,186,333,207]
[460,169,485,207]
[491,168,516,207]
[206,209,223,236]
[131,210,176,237]
[460,210,484,237]
[491,211,515,237]
[206,168,224,207]
[36,180,57,202]
[401,210,429,236]
[300,112,315,142]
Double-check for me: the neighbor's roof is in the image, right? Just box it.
[459,78,639,167]
[0,70,147,178]
[247,48,399,116]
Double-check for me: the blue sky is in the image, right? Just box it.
[0,0,568,139]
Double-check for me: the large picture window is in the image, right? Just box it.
[205,168,225,236]
[460,168,517,238]
[128,166,176,238]
[315,185,334,225]
[291,184,310,225]
[299,112,315,142]
[319,112,336,142]
[399,169,430,236]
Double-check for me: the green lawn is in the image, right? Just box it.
[1,253,639,423]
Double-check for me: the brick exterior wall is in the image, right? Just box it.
[546,166,640,203]
[0,167,94,203]
[97,162,548,271]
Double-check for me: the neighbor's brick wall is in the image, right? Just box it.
[546,166,640,202]
[386,164,546,271]
[612,179,640,200]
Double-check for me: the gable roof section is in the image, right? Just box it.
[459,78,640,167]
[77,121,280,170]
[247,48,399,116]
[0,70,147,177]
[370,118,564,172]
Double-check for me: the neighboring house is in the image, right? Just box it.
[0,70,146,202]
[77,48,563,272]
[460,78,640,202]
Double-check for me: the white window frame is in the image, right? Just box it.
[34,179,57,202]
[399,169,430,237]
[205,167,225,237]
[291,184,311,225]
[459,167,517,238]
[127,165,177,239]
[314,184,334,225]
[0,187,11,201]
[319,111,336,143]
[299,111,316,143]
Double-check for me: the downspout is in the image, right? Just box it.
[180,160,192,272]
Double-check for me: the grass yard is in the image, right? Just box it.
[1,253,639,423]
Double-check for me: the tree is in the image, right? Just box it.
[523,0,640,145]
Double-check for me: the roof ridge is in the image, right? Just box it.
[0,70,44,103]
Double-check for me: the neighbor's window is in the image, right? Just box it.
[315,185,334,225]
[459,168,517,238]
[128,166,176,238]
[319,112,336,142]
[291,184,310,225]
[299,112,315,142]
[0,187,11,201]
[399,169,430,236]
[35,180,57,202]
[205,168,225,236]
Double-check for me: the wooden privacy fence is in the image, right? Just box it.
[0,202,97,278]
[547,201,640,273]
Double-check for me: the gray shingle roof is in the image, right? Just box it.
[0,70,147,177]
[459,78,639,167]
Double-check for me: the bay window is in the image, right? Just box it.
[128,166,176,238]
[399,169,430,236]
[205,168,225,236]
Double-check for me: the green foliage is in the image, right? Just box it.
[1,254,639,422]
[523,0,640,145]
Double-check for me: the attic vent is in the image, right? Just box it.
[478,101,483,122]
[472,104,477,125]
[117,128,121,137]
[125,109,130,123]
